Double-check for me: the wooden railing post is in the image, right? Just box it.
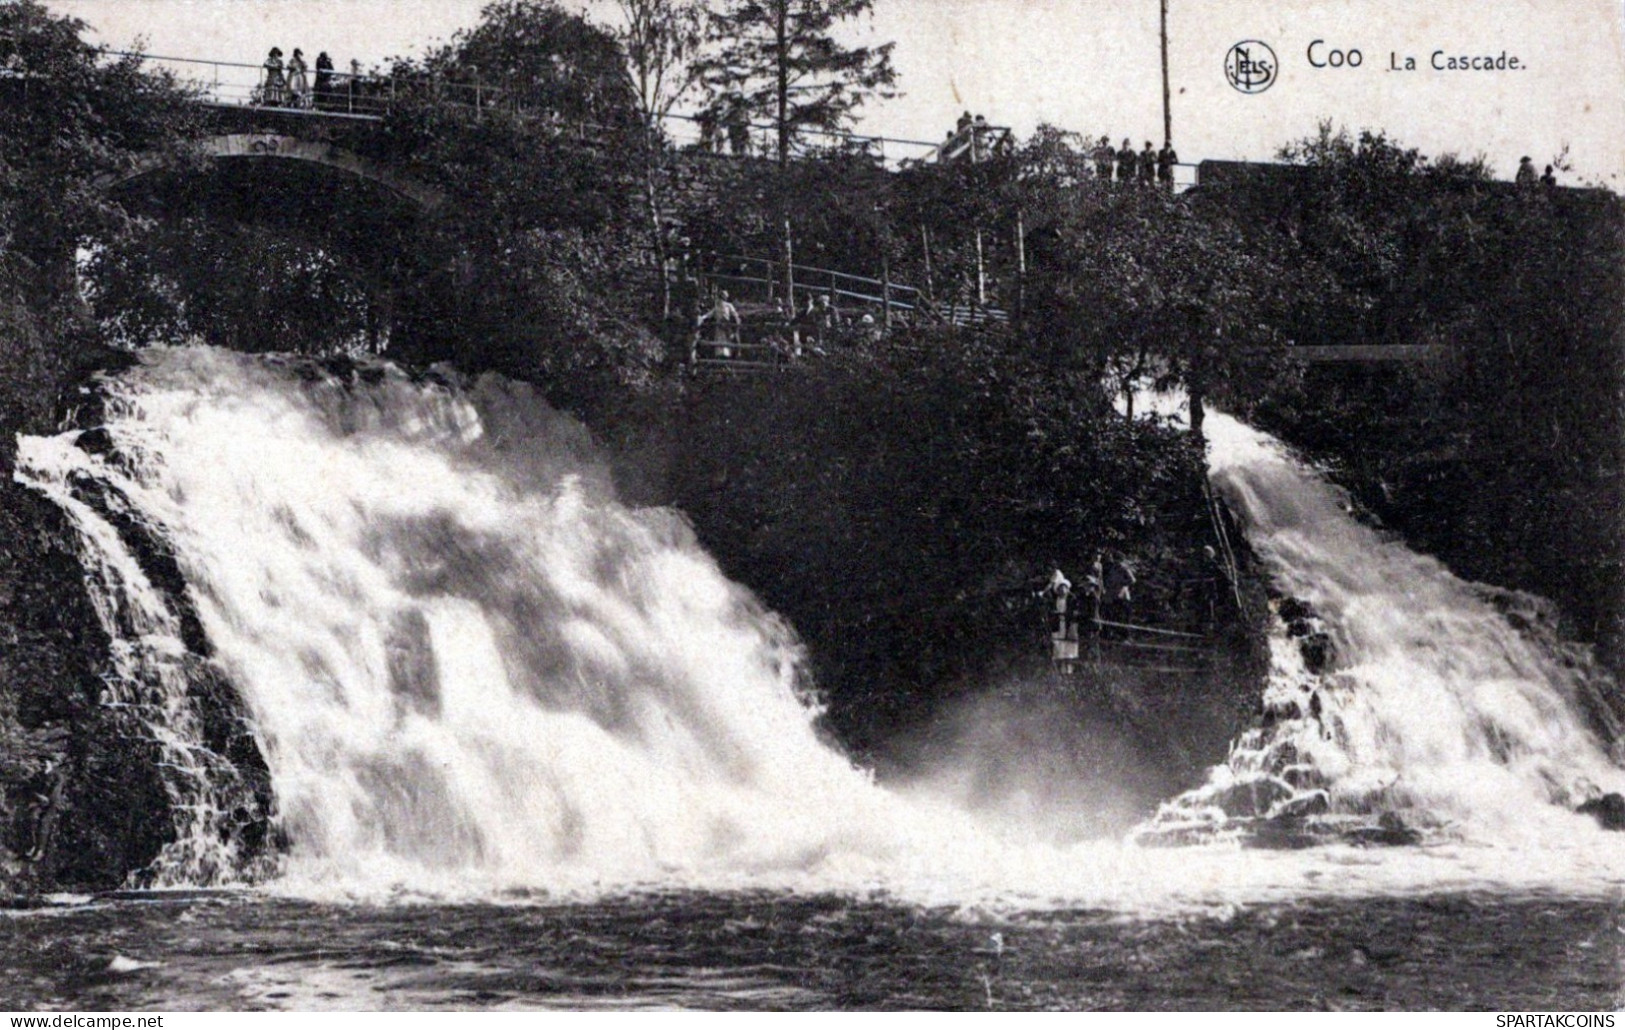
[881,250,892,328]
[783,220,796,312]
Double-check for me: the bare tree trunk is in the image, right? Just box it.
[641,123,672,320]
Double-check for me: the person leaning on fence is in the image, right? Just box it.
[261,48,286,107]
[1116,138,1136,185]
[1082,556,1104,629]
[1157,141,1178,192]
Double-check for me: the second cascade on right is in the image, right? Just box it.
[1137,410,1625,847]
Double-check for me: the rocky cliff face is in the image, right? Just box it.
[0,474,175,892]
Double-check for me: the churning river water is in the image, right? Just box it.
[9,347,1625,1009]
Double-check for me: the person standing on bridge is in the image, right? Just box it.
[1116,138,1136,185]
[698,290,740,358]
[724,99,751,157]
[1084,553,1104,629]
[1157,140,1178,192]
[1093,135,1115,182]
[1040,569,1077,673]
[314,51,334,111]
[261,48,286,107]
[287,48,310,109]
[1104,552,1136,621]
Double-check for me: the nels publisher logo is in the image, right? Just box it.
[1225,40,1277,93]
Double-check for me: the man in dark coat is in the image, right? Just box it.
[1157,140,1178,191]
[1094,135,1115,182]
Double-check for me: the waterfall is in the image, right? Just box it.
[14,353,1623,902]
[1142,411,1625,845]
[14,347,912,891]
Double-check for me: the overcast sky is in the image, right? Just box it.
[45,0,1625,184]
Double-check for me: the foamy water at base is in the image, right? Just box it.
[4,889,1621,1010]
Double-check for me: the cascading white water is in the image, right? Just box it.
[13,352,1625,905]
[1146,411,1625,844]
[14,347,930,892]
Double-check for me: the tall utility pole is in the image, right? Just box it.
[1160,0,1172,144]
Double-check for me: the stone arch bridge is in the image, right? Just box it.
[100,133,444,212]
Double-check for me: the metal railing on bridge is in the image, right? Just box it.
[108,49,950,165]
[1052,616,1214,677]
[108,48,1213,185]
[700,253,1007,326]
[687,252,1011,371]
[107,50,519,121]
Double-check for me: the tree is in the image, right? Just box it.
[599,0,707,320]
[611,0,706,131]
[0,1,200,428]
[418,0,638,130]
[694,0,898,168]
[0,2,199,306]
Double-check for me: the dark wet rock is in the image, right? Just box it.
[0,456,275,891]
[1271,791,1330,818]
[73,426,114,457]
[0,475,171,892]
[1348,811,1421,847]
[1277,597,1314,625]
[1576,793,1625,831]
[1265,741,1301,772]
[1242,817,1324,850]
[1300,632,1333,673]
[1282,765,1326,790]
[1215,778,1292,818]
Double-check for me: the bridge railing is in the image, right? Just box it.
[107,50,522,121]
[109,48,1213,183]
[660,113,943,168]
[702,253,921,316]
[699,252,1010,331]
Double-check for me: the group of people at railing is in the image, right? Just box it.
[1094,136,1180,191]
[1039,556,1137,673]
[693,99,755,157]
[936,111,1014,164]
[690,287,887,364]
[1514,156,1559,189]
[1036,546,1234,674]
[258,47,373,112]
[688,102,887,162]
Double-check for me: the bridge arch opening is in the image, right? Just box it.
[102,134,444,213]
[86,135,457,357]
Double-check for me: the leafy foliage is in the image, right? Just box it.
[673,332,1214,746]
[417,0,639,131]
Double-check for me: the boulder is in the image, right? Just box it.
[1576,793,1625,831]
